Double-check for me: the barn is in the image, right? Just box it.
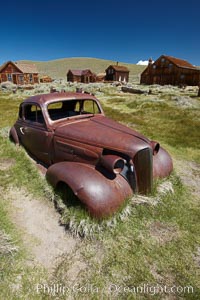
[67,69,96,83]
[0,61,39,85]
[105,64,129,82]
[140,55,200,86]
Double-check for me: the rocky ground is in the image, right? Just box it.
[0,79,199,100]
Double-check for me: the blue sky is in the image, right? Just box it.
[1,0,200,65]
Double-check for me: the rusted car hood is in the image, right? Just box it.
[55,115,151,157]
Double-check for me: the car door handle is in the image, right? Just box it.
[20,127,27,135]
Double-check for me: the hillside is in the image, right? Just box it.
[18,57,146,81]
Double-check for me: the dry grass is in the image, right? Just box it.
[0,230,18,255]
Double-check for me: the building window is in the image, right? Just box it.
[161,58,165,63]
[153,65,156,69]
[7,74,12,81]
[29,74,33,83]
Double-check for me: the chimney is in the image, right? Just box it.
[148,58,153,65]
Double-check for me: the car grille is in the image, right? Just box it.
[133,147,153,194]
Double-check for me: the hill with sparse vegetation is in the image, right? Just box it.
[18,57,146,81]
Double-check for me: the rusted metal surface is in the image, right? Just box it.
[153,147,173,178]
[10,92,173,218]
[46,162,132,218]
[100,155,125,174]
[133,148,153,194]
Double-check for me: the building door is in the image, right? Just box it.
[13,74,17,84]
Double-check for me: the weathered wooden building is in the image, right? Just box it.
[96,73,106,82]
[67,69,96,83]
[140,55,200,86]
[0,61,39,84]
[105,64,129,82]
[40,75,53,83]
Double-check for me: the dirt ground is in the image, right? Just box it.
[7,186,77,270]
[174,159,200,201]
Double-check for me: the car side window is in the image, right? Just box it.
[82,100,100,114]
[24,104,45,124]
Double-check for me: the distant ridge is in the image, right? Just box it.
[17,57,146,80]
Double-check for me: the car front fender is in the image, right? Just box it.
[153,146,173,178]
[46,162,132,218]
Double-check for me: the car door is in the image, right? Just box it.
[16,103,53,165]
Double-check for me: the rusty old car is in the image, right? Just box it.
[10,92,173,218]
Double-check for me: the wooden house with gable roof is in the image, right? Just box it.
[105,64,129,82]
[0,61,39,85]
[140,55,200,86]
[67,69,96,83]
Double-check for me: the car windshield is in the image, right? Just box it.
[47,99,101,121]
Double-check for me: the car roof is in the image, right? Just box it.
[22,92,98,105]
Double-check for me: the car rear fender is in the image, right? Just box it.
[46,162,132,218]
[9,126,19,145]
